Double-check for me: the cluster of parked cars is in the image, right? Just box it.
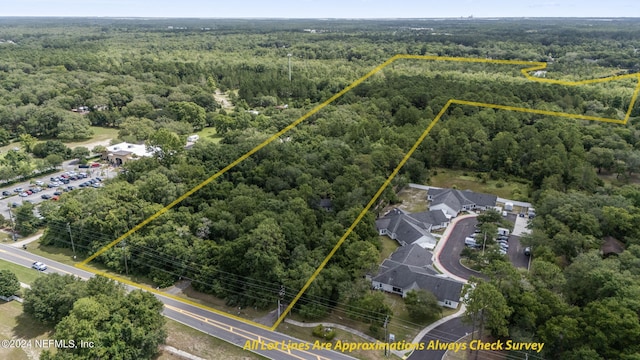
[465,230,510,255]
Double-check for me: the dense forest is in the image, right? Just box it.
[2,17,640,359]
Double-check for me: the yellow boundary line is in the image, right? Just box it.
[76,55,640,333]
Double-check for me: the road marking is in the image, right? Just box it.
[164,304,319,360]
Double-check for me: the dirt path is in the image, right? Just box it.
[213,89,234,110]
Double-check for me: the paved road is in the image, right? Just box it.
[0,244,357,360]
[408,317,472,360]
[437,217,487,281]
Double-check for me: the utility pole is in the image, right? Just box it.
[287,53,292,82]
[482,230,487,255]
[278,285,285,320]
[67,223,76,259]
[7,205,17,242]
[122,241,129,275]
[383,315,390,357]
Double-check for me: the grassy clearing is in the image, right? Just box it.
[159,318,266,360]
[378,236,399,263]
[276,323,402,360]
[177,286,272,322]
[24,236,81,268]
[62,126,119,148]
[0,259,44,286]
[0,301,54,360]
[390,187,429,213]
[427,168,529,201]
[196,126,223,143]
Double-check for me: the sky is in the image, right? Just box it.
[0,0,638,18]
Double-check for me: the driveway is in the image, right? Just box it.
[408,317,472,360]
[437,217,487,281]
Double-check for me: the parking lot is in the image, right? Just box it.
[0,163,117,222]
[456,213,532,270]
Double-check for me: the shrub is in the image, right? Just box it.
[312,324,336,340]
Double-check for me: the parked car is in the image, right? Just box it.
[13,187,23,193]
[32,262,47,271]
[78,164,90,168]
[53,191,62,196]
[91,163,101,168]
[2,190,10,196]
[18,192,28,197]
[35,180,45,186]
[41,194,52,199]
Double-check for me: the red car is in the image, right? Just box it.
[91,163,101,168]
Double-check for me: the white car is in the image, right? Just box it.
[32,262,47,271]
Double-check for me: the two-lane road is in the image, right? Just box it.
[0,244,356,360]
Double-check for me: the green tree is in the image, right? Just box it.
[0,270,20,297]
[15,202,39,236]
[167,101,206,130]
[57,115,93,140]
[0,128,11,146]
[404,289,442,323]
[347,291,392,326]
[587,147,615,173]
[32,140,72,159]
[70,146,90,161]
[463,278,513,338]
[19,133,37,153]
[147,128,184,164]
[45,154,64,169]
[23,274,87,325]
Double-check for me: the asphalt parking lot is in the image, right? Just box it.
[0,163,117,223]
[444,214,532,273]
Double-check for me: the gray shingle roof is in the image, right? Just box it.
[375,209,445,246]
[389,243,434,267]
[428,188,497,213]
[372,263,463,303]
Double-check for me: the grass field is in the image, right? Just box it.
[0,259,44,286]
[0,301,54,360]
[378,236,400,263]
[393,187,429,213]
[427,168,529,201]
[62,126,119,149]
[24,236,80,268]
[196,126,223,143]
[160,318,266,360]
